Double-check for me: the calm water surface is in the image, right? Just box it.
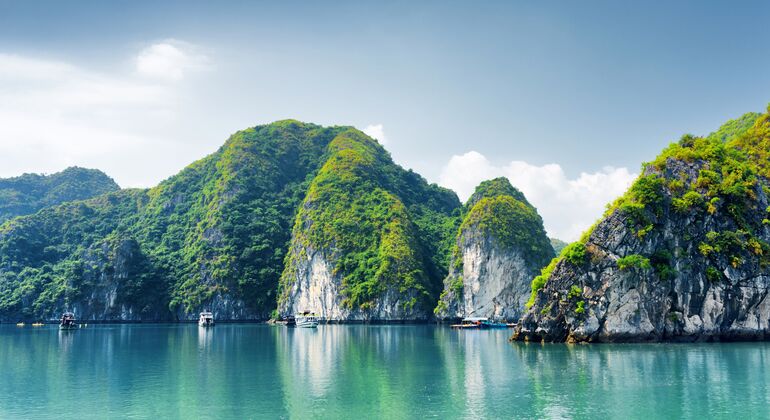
[1,324,769,419]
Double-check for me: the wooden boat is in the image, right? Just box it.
[59,312,78,330]
[198,311,215,327]
[295,311,318,328]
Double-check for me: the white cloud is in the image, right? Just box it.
[136,40,209,81]
[0,42,212,187]
[439,151,637,242]
[363,124,387,145]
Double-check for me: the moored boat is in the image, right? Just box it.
[451,317,509,329]
[295,311,318,328]
[198,311,215,327]
[59,312,78,330]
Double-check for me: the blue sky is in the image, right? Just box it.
[1,1,769,240]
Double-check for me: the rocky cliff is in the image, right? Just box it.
[0,120,462,322]
[513,110,770,342]
[0,121,352,321]
[435,178,554,321]
[277,129,460,321]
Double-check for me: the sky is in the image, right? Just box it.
[1,1,769,241]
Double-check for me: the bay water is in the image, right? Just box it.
[1,324,769,419]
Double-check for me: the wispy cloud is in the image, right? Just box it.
[439,151,637,241]
[0,41,210,187]
[363,124,387,145]
[136,39,209,81]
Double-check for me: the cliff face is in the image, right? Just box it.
[514,110,770,342]
[277,129,460,321]
[435,178,554,321]
[279,246,429,321]
[0,121,348,321]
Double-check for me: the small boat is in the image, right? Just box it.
[295,311,318,328]
[32,322,44,327]
[198,311,215,327]
[273,316,296,327]
[16,322,25,327]
[451,317,508,329]
[59,312,78,330]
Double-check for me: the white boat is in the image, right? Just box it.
[295,311,318,328]
[198,311,215,327]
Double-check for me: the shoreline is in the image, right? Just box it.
[3,319,450,325]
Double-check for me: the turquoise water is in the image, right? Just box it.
[1,325,769,419]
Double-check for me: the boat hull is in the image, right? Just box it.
[295,320,318,328]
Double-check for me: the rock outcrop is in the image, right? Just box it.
[277,129,459,321]
[513,110,770,342]
[435,178,554,321]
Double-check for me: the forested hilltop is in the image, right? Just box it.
[0,121,463,321]
[0,167,119,223]
[435,177,553,321]
[514,108,770,342]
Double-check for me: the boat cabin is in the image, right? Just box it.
[461,317,489,327]
[295,310,319,328]
[199,312,215,327]
[60,312,77,329]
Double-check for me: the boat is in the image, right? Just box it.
[295,311,318,328]
[59,312,78,330]
[32,322,44,327]
[16,322,25,327]
[198,311,215,327]
[272,316,296,327]
[451,317,509,329]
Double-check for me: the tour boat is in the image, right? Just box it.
[295,311,319,328]
[198,311,215,327]
[59,312,78,330]
[451,317,508,329]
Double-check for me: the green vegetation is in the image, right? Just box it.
[466,177,529,208]
[567,285,582,299]
[526,256,559,308]
[460,195,552,259]
[527,108,770,314]
[575,300,585,314]
[0,167,119,223]
[0,121,357,319]
[706,266,723,283]
[562,242,587,266]
[706,112,762,143]
[550,238,568,254]
[617,254,651,271]
[279,128,460,312]
[437,177,553,315]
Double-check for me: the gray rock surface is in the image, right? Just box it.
[436,234,540,321]
[514,157,770,342]
[278,245,429,321]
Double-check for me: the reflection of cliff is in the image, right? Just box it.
[436,329,517,418]
[276,326,446,418]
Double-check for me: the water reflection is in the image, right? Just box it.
[2,325,770,419]
[197,325,213,349]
